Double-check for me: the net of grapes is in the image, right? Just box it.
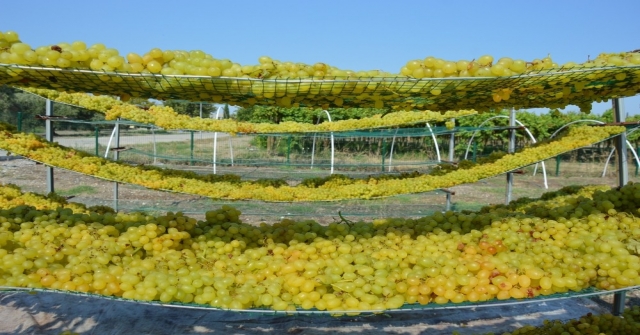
[1,63,639,112]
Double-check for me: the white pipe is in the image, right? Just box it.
[213,106,222,174]
[310,111,334,173]
[388,128,399,172]
[152,128,157,165]
[310,133,317,169]
[464,115,547,188]
[323,110,335,174]
[104,122,117,158]
[602,137,640,178]
[426,123,441,162]
[229,136,234,166]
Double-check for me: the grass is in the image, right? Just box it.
[56,185,97,196]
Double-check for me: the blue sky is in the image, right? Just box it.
[2,0,640,115]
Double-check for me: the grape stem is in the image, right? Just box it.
[336,211,354,227]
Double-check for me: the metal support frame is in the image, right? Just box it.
[464,115,548,189]
[310,110,335,174]
[388,128,399,172]
[505,108,516,205]
[612,98,627,316]
[425,123,442,162]
[45,99,54,194]
[213,106,222,174]
[446,119,455,210]
[113,119,120,212]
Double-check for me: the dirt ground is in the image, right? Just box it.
[1,155,639,334]
[0,155,628,224]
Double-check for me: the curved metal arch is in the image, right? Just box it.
[547,119,640,179]
[310,110,336,174]
[212,106,223,174]
[426,123,442,163]
[602,126,640,178]
[464,115,548,189]
[387,128,400,172]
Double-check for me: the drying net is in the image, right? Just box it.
[2,64,639,111]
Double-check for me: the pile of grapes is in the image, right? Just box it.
[2,31,640,111]
[493,306,640,335]
[2,30,639,79]
[0,122,625,201]
[20,87,477,134]
[1,180,640,313]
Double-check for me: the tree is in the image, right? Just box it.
[0,85,105,132]
[163,100,217,118]
[223,103,230,119]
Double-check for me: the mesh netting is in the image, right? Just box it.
[1,285,637,315]
[2,64,639,110]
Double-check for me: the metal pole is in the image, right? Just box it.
[190,131,195,166]
[612,98,627,316]
[94,126,99,156]
[213,106,222,174]
[505,108,516,205]
[152,128,157,165]
[447,119,455,210]
[113,119,120,212]
[388,128,399,172]
[199,102,203,140]
[473,142,477,163]
[229,136,234,166]
[381,138,386,172]
[17,111,22,132]
[287,136,292,166]
[45,100,54,194]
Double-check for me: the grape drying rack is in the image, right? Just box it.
[1,61,639,316]
[1,63,640,110]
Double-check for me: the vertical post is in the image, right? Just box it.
[199,102,203,140]
[17,111,22,132]
[555,155,561,177]
[505,108,516,205]
[286,136,292,166]
[94,126,99,156]
[472,141,477,163]
[612,98,627,316]
[45,99,54,194]
[213,106,221,174]
[190,131,195,166]
[447,119,455,210]
[152,128,157,165]
[113,119,120,212]
[381,138,387,172]
[636,145,639,177]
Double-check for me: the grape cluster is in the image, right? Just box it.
[0,123,625,201]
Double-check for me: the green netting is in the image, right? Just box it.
[2,64,639,111]
[1,285,637,315]
[50,117,511,137]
